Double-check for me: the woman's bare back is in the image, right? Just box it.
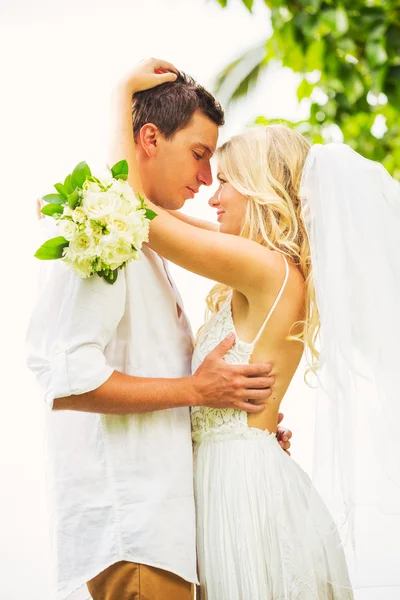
[229,257,305,432]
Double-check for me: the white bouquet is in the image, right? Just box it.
[35,160,156,284]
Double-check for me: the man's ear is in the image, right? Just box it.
[139,123,159,158]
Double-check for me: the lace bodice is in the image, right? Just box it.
[191,256,289,444]
[191,292,254,443]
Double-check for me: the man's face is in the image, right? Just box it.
[142,110,219,209]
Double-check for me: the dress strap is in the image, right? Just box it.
[251,254,290,346]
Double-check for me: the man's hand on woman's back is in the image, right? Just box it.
[191,333,274,414]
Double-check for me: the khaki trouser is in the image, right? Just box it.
[87,560,195,600]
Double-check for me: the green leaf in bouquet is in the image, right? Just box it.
[54,183,68,199]
[67,188,81,209]
[42,193,65,205]
[145,208,157,221]
[137,192,147,210]
[71,161,92,189]
[41,203,64,216]
[111,159,129,179]
[34,236,69,260]
[90,218,107,231]
[114,173,128,181]
[97,268,119,285]
[64,174,74,195]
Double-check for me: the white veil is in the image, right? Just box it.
[300,144,400,593]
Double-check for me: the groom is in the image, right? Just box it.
[28,58,292,600]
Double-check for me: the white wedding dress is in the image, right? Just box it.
[191,256,353,600]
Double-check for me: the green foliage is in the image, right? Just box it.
[111,159,129,181]
[145,208,158,221]
[41,203,64,216]
[54,183,68,199]
[42,193,64,205]
[71,161,92,189]
[67,188,80,209]
[97,268,119,284]
[64,174,74,195]
[34,236,69,260]
[213,0,400,178]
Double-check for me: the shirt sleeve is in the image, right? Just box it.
[26,222,126,409]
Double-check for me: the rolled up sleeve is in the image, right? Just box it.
[26,245,126,409]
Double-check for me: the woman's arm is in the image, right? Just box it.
[109,59,179,194]
[166,210,218,232]
[109,86,144,195]
[145,198,283,296]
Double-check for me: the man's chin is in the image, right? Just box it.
[151,196,185,211]
[176,198,187,209]
[169,196,186,210]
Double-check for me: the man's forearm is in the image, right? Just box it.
[53,370,197,413]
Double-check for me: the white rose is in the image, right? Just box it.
[119,197,136,216]
[132,219,150,248]
[83,181,101,193]
[72,207,87,223]
[129,210,146,228]
[63,254,94,278]
[110,180,139,205]
[126,211,149,246]
[57,219,78,241]
[69,230,96,258]
[82,190,122,220]
[84,221,103,242]
[105,213,132,236]
[97,234,134,270]
[106,211,149,248]
[97,169,114,189]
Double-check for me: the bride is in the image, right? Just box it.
[115,62,358,599]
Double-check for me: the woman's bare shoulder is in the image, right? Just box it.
[250,248,304,298]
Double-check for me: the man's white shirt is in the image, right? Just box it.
[27,228,198,600]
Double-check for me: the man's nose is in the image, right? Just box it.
[198,162,213,187]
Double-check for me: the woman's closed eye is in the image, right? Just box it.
[193,152,203,160]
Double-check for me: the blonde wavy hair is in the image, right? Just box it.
[204,124,320,375]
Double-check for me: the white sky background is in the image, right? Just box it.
[0,1,317,598]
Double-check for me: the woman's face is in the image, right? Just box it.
[208,167,247,235]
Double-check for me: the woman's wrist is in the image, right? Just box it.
[113,83,134,105]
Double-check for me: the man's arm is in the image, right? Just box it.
[27,252,274,414]
[53,335,274,414]
[53,371,195,413]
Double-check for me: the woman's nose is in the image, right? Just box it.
[208,191,220,208]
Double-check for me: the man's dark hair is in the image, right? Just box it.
[132,72,225,140]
